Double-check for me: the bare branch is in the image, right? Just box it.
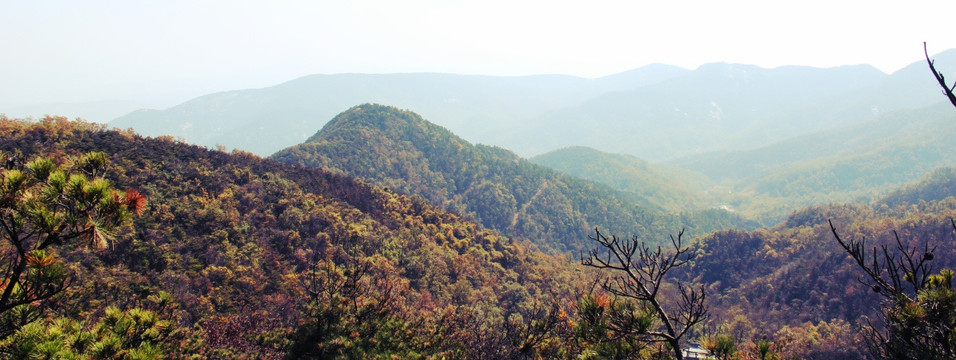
[830,218,956,358]
[925,42,956,109]
[581,227,707,359]
[830,219,902,300]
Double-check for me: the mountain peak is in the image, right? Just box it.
[308,103,422,142]
[303,104,465,155]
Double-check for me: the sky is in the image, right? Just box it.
[2,0,956,111]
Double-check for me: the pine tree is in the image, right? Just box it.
[0,151,145,338]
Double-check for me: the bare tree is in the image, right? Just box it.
[581,228,709,360]
[829,219,938,300]
[830,219,956,359]
[924,42,956,109]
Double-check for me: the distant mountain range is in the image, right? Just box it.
[109,50,956,160]
[511,50,956,160]
[110,64,687,156]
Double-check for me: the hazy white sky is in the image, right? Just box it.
[2,0,955,108]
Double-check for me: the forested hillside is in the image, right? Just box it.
[881,167,956,207]
[0,116,591,358]
[5,113,956,359]
[697,200,956,324]
[268,103,956,358]
[527,142,956,329]
[271,104,752,252]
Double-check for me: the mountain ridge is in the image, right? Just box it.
[271,104,753,251]
[108,51,956,160]
[110,64,687,156]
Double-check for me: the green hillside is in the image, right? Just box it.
[880,167,956,207]
[537,100,956,225]
[669,102,956,181]
[672,102,956,222]
[271,104,751,252]
[530,146,715,212]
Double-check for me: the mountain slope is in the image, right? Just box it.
[271,104,750,252]
[668,106,944,183]
[0,116,579,358]
[107,51,956,161]
[879,167,956,208]
[689,199,956,351]
[526,97,956,225]
[668,102,956,221]
[10,116,956,359]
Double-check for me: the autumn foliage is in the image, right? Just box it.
[4,114,956,358]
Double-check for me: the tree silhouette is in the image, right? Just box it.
[830,219,956,359]
[820,43,956,359]
[925,42,956,109]
[581,228,708,360]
